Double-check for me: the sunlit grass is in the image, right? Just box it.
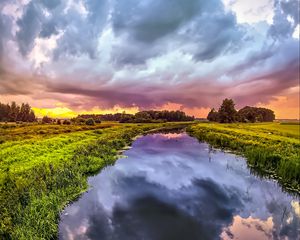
[187,122,300,192]
[0,122,190,239]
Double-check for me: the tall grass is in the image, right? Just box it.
[187,123,300,193]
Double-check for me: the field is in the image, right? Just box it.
[187,122,300,193]
[0,122,190,239]
[1,121,299,239]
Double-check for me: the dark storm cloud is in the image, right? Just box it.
[112,0,200,43]
[44,78,211,109]
[0,0,299,113]
[14,0,109,59]
[0,70,44,95]
[40,0,61,10]
[0,7,12,62]
[269,0,299,39]
[111,0,244,64]
[16,2,43,56]
[192,11,244,61]
[52,0,109,59]
[280,0,300,24]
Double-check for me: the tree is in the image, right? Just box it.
[28,110,36,122]
[207,108,219,122]
[238,106,275,122]
[42,116,52,124]
[218,98,237,123]
[85,118,95,126]
[63,119,71,125]
[9,102,19,122]
[0,103,10,121]
[0,102,36,122]
[237,106,257,122]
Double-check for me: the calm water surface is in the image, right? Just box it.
[59,133,300,240]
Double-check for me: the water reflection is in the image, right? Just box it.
[59,133,300,240]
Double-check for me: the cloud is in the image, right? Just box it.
[0,0,298,117]
[111,0,244,64]
[16,2,43,56]
[268,0,299,39]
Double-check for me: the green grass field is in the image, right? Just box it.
[1,121,299,239]
[187,122,300,193]
[0,122,190,239]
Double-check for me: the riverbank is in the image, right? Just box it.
[187,122,300,193]
[0,122,190,239]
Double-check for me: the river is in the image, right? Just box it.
[59,132,300,240]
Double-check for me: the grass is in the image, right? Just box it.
[0,122,190,239]
[187,122,300,193]
[1,121,299,239]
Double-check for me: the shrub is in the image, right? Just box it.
[85,118,95,126]
[76,118,86,124]
[62,120,71,125]
[42,116,52,124]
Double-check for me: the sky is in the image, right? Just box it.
[0,0,299,119]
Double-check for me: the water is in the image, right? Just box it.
[59,133,300,240]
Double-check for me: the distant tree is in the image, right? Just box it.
[237,106,256,122]
[257,107,275,122]
[28,110,36,122]
[9,101,19,122]
[63,119,71,125]
[207,108,219,122]
[218,98,237,123]
[238,106,275,122]
[0,102,36,122]
[76,110,194,123]
[57,119,62,125]
[85,118,95,126]
[0,103,10,122]
[77,118,86,124]
[42,116,52,124]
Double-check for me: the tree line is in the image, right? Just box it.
[0,102,36,122]
[207,99,275,123]
[78,110,195,123]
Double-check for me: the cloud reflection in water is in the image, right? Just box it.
[59,133,300,240]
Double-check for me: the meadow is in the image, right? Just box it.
[187,122,300,193]
[1,121,299,239]
[0,122,190,239]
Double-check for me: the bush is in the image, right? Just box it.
[76,118,86,124]
[62,120,71,125]
[42,116,52,124]
[85,118,95,126]
[95,119,102,124]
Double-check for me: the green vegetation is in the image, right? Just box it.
[1,117,299,239]
[187,122,300,193]
[207,98,275,123]
[78,110,195,123]
[85,118,95,126]
[0,122,190,239]
[0,102,36,123]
